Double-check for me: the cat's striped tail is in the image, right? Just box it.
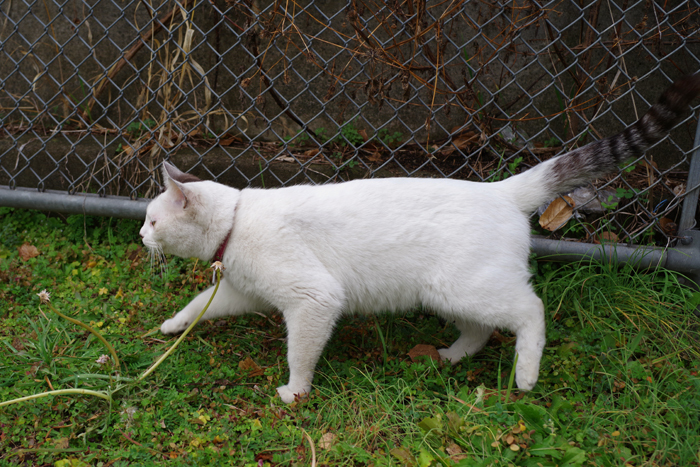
[504,73,700,214]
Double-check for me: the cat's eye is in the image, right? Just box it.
[151,220,156,227]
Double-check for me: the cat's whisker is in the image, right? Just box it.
[145,244,168,280]
[157,247,168,279]
[147,247,155,271]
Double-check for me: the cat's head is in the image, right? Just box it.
[139,162,215,260]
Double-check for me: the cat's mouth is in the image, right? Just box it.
[141,237,160,250]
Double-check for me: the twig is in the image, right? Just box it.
[118,429,166,458]
[0,389,112,408]
[301,429,317,467]
[246,30,305,129]
[544,22,583,90]
[448,394,484,412]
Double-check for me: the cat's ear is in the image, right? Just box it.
[162,162,191,209]
[162,162,201,184]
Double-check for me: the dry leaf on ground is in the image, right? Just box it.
[367,151,383,162]
[238,357,264,376]
[303,148,321,158]
[442,131,478,156]
[54,438,70,449]
[595,231,619,244]
[18,243,39,261]
[408,344,441,362]
[318,432,337,450]
[659,218,677,236]
[539,195,575,231]
[446,443,468,461]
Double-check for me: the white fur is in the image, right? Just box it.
[140,166,547,403]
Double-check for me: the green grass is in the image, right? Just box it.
[1,207,699,466]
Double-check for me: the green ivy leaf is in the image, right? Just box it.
[417,416,442,434]
[418,448,435,467]
[390,447,416,465]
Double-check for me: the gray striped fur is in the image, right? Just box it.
[549,74,700,195]
[506,74,700,214]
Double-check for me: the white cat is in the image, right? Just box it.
[140,75,700,403]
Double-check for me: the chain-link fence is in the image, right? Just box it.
[1,0,700,249]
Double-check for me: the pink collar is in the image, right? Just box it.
[211,200,239,264]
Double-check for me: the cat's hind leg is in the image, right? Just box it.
[512,294,546,391]
[438,320,494,364]
[437,291,545,391]
[161,279,262,334]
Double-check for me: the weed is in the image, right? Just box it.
[601,195,619,211]
[560,217,588,237]
[488,155,523,182]
[377,128,404,146]
[283,131,309,148]
[337,119,364,147]
[616,187,634,200]
[258,160,266,188]
[313,127,329,143]
[543,136,561,148]
[601,188,635,211]
[462,50,484,114]
[75,76,92,123]
[330,152,359,171]
[125,119,156,139]
[282,127,331,148]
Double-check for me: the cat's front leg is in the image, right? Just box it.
[161,280,259,334]
[276,296,342,404]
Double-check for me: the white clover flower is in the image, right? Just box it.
[37,289,51,304]
[96,354,111,365]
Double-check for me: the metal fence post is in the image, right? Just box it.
[678,111,700,235]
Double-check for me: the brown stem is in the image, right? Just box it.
[118,429,166,458]
[570,0,602,137]
[80,4,183,123]
[544,21,583,90]
[246,21,305,129]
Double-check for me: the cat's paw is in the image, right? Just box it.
[515,367,538,391]
[438,347,464,364]
[161,316,189,335]
[276,385,309,404]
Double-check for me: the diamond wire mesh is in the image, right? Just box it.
[1,0,699,245]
